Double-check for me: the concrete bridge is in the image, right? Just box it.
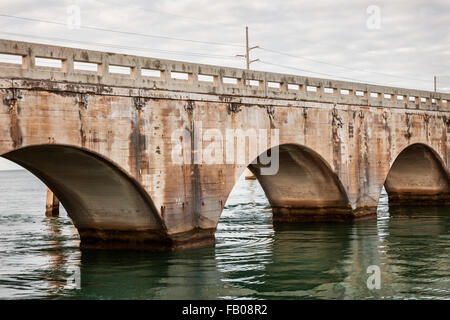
[0,39,449,250]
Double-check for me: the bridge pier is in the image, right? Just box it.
[77,228,215,251]
[45,188,59,217]
[387,192,450,207]
[271,206,376,223]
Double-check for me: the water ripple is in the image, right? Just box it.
[0,171,449,299]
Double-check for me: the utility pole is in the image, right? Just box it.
[236,26,259,70]
[237,26,259,181]
[434,76,437,92]
[245,26,250,69]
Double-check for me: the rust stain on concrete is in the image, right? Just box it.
[128,104,149,182]
[8,101,23,149]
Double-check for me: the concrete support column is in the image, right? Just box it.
[387,192,450,207]
[45,188,59,217]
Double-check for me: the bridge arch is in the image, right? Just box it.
[221,143,353,224]
[1,144,168,249]
[382,143,450,207]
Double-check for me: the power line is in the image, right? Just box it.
[0,13,244,48]
[0,30,433,90]
[258,60,400,86]
[0,30,428,89]
[94,0,450,74]
[0,13,440,85]
[0,13,438,90]
[0,29,377,85]
[0,31,240,61]
[258,47,430,83]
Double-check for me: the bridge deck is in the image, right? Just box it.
[0,39,448,111]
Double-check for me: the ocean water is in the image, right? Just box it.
[0,169,449,299]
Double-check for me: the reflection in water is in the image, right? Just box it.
[44,217,66,293]
[42,216,81,296]
[381,206,450,298]
[0,171,449,299]
[77,248,223,299]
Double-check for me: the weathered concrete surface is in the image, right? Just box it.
[0,39,449,250]
[249,144,354,222]
[385,144,450,206]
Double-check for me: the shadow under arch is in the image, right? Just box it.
[223,143,353,223]
[383,143,450,207]
[1,144,168,248]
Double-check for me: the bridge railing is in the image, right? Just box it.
[0,39,449,111]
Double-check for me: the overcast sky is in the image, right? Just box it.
[0,0,449,170]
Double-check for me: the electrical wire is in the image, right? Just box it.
[0,31,241,63]
[0,13,244,48]
[258,47,430,83]
[92,0,450,75]
[258,60,407,87]
[0,12,439,89]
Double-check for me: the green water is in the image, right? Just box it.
[0,170,449,299]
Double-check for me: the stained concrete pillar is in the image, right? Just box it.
[45,188,59,217]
